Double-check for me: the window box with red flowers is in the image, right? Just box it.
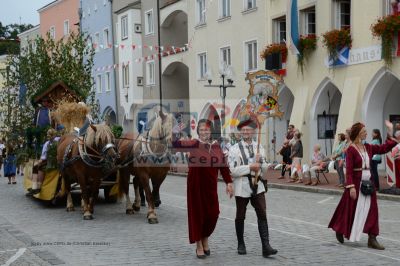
[371,14,400,66]
[298,34,317,74]
[322,28,352,65]
[260,43,288,75]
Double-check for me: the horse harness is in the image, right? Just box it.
[134,131,171,165]
[61,134,116,173]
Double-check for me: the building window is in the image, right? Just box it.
[96,74,102,93]
[220,46,231,66]
[94,32,100,51]
[220,0,231,18]
[122,65,129,88]
[333,0,351,29]
[146,61,155,85]
[197,0,206,25]
[105,72,111,92]
[198,53,207,79]
[49,26,55,39]
[383,0,397,15]
[145,10,154,35]
[245,40,257,72]
[244,0,256,10]
[301,7,316,35]
[103,28,109,48]
[63,20,70,36]
[121,15,128,40]
[317,115,338,139]
[273,16,286,43]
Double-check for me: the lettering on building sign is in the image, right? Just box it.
[348,45,381,66]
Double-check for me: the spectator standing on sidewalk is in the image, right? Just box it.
[0,139,5,177]
[332,133,347,188]
[288,132,303,183]
[371,129,382,190]
[4,141,17,185]
[277,139,291,179]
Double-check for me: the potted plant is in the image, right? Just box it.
[260,43,288,71]
[321,28,352,65]
[371,14,400,66]
[298,34,318,74]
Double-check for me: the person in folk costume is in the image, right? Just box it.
[31,97,53,152]
[4,141,17,185]
[328,121,398,249]
[172,119,234,259]
[228,118,278,258]
[26,129,60,196]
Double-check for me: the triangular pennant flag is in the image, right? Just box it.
[120,44,125,49]
[132,45,136,50]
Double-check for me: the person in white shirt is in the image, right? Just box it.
[0,139,5,177]
[27,129,60,196]
[228,118,277,258]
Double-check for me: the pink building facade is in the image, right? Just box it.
[38,0,80,40]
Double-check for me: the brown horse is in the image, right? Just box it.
[57,124,118,220]
[117,111,175,223]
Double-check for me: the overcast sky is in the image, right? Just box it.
[0,0,53,25]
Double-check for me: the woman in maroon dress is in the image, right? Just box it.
[328,121,398,249]
[173,119,234,259]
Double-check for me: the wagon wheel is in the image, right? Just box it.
[103,186,117,203]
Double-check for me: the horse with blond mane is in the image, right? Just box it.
[56,103,118,220]
[117,111,175,223]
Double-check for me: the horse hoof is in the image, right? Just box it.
[126,209,134,215]
[66,207,75,212]
[133,205,140,212]
[83,215,93,220]
[154,200,161,208]
[148,218,159,224]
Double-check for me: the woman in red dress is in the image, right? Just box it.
[328,121,398,249]
[173,119,234,259]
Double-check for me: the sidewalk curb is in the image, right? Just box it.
[168,172,400,202]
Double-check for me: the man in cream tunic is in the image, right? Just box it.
[228,118,277,258]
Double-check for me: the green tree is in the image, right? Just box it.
[0,32,95,139]
[0,22,33,55]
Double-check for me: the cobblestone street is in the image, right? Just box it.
[0,174,400,265]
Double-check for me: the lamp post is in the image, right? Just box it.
[204,63,235,138]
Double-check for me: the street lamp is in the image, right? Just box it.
[204,63,236,138]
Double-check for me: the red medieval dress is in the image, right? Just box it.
[328,139,397,240]
[173,139,232,243]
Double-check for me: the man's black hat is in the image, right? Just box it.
[237,118,257,130]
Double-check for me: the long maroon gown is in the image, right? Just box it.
[328,139,397,239]
[174,139,232,243]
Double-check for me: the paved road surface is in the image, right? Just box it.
[0,174,400,265]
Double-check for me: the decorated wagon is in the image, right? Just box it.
[23,81,119,204]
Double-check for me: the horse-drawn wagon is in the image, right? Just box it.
[23,81,119,206]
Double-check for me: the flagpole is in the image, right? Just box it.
[157,0,163,108]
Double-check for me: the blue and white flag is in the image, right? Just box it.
[288,0,300,55]
[326,47,350,67]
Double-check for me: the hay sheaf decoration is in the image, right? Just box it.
[55,102,89,133]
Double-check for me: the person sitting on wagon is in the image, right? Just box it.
[27,129,60,196]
